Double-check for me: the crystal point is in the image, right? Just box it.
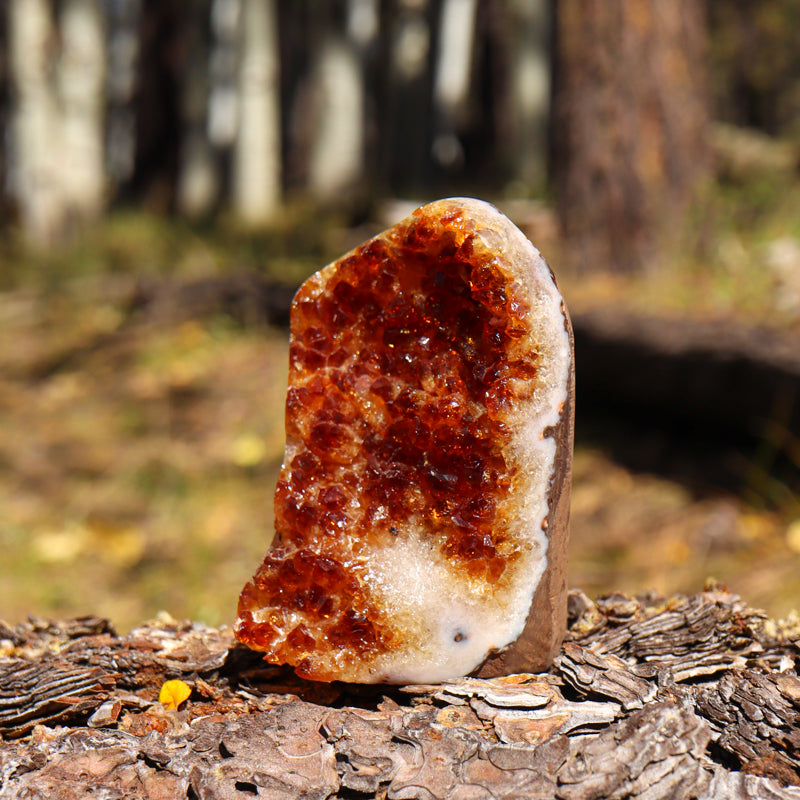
[235,198,574,683]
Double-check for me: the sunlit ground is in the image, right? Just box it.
[0,305,286,629]
[1,198,799,631]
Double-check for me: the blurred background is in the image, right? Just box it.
[0,0,799,631]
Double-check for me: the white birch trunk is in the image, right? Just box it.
[9,0,65,244]
[59,0,106,219]
[432,0,477,169]
[233,0,281,225]
[433,0,477,116]
[308,35,364,201]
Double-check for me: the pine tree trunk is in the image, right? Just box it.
[233,0,281,225]
[552,0,711,274]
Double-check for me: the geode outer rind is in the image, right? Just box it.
[235,197,574,683]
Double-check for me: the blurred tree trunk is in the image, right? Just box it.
[430,0,478,177]
[59,0,106,221]
[177,0,218,219]
[379,0,439,194]
[233,0,281,225]
[505,0,551,193]
[552,0,711,274]
[8,0,65,244]
[0,7,8,214]
[104,0,139,196]
[130,0,184,212]
[307,1,366,203]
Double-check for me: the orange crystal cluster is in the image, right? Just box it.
[236,201,542,681]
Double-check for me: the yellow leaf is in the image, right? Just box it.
[86,518,147,568]
[32,523,89,564]
[231,432,267,467]
[158,679,191,710]
[786,519,800,554]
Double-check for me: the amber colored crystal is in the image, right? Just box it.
[236,198,572,683]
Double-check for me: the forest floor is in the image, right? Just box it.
[1,203,799,632]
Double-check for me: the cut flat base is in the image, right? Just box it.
[236,198,574,683]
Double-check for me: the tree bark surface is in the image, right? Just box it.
[2,587,799,798]
[552,0,711,274]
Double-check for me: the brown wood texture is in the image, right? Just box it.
[2,587,800,799]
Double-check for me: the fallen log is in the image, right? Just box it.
[1,586,799,799]
[572,308,800,493]
[123,273,800,494]
[23,271,799,497]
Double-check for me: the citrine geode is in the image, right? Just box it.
[235,198,574,683]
